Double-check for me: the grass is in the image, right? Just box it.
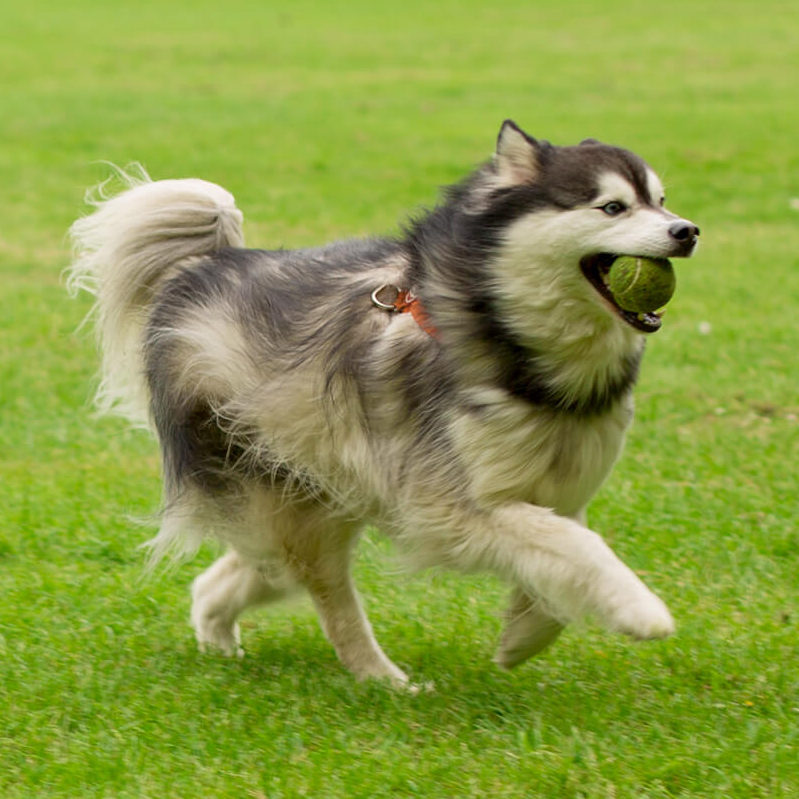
[1,0,798,796]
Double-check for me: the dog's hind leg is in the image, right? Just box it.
[285,520,409,685]
[191,550,295,657]
[494,588,565,669]
[183,486,404,682]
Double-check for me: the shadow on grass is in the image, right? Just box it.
[150,617,685,739]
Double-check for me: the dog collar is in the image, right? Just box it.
[370,284,439,338]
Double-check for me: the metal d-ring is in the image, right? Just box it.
[370,284,401,311]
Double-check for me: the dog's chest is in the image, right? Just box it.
[452,392,633,517]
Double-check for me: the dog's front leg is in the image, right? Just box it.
[496,503,673,640]
[495,587,565,668]
[495,509,583,669]
[420,501,674,644]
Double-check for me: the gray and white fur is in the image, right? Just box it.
[68,121,699,684]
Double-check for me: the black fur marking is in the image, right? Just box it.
[145,256,309,494]
[554,143,655,205]
[393,344,457,439]
[149,393,292,495]
[472,293,642,415]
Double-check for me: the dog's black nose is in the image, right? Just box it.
[669,221,700,241]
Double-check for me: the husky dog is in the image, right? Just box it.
[69,121,699,684]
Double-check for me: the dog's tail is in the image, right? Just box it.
[68,164,245,427]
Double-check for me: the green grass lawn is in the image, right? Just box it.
[2,0,798,796]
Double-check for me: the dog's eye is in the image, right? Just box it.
[601,201,627,216]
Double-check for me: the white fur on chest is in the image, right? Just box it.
[451,388,633,517]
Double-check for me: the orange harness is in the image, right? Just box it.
[370,285,439,339]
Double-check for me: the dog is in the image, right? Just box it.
[68,121,699,685]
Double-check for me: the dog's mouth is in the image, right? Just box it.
[580,253,667,334]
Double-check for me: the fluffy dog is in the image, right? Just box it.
[69,121,699,684]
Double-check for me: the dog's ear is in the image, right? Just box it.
[580,137,600,146]
[495,120,541,184]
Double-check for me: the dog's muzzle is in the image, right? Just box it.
[668,220,700,256]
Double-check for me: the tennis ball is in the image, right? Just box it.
[607,256,676,313]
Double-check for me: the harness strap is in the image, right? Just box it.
[370,285,439,338]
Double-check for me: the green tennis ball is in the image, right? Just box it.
[607,256,676,313]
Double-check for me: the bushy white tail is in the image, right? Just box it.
[68,164,245,427]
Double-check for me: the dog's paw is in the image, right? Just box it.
[494,615,565,670]
[404,680,436,695]
[494,590,566,670]
[494,619,563,671]
[192,614,245,658]
[605,591,675,640]
[373,674,434,694]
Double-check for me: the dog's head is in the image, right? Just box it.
[480,120,699,335]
